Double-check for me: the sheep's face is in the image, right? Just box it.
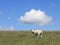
[31,29,35,34]
[31,29,35,32]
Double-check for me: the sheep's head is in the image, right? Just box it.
[31,29,35,34]
[31,29,35,32]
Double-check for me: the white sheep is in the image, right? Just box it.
[31,29,43,38]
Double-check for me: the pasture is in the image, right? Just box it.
[0,31,60,45]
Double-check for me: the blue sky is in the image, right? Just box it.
[0,0,60,31]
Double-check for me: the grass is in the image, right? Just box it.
[0,31,60,45]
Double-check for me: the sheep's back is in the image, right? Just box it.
[34,30,42,33]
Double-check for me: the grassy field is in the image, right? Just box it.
[0,31,60,45]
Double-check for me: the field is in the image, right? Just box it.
[0,31,60,45]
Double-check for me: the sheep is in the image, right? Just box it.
[31,29,43,38]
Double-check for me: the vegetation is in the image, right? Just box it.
[0,31,60,45]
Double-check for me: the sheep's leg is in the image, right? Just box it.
[37,34,40,38]
[40,35,42,38]
[39,33,42,38]
[41,32,43,38]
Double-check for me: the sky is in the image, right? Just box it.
[0,0,60,31]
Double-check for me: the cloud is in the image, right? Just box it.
[4,26,14,31]
[0,11,2,15]
[8,17,11,20]
[0,26,14,31]
[0,25,2,29]
[19,9,53,26]
[9,26,14,30]
[50,2,56,7]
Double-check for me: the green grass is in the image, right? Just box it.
[0,31,60,45]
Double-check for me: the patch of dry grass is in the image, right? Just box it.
[0,31,60,45]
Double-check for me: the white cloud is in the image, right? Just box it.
[4,28,8,30]
[4,26,14,31]
[9,26,14,30]
[19,9,53,26]
[0,25,2,29]
[0,11,2,15]
[8,17,11,20]
[0,26,14,31]
[50,2,56,7]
